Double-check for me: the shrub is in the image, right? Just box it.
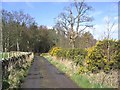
[113,40,120,69]
[66,49,74,59]
[74,55,85,66]
[78,66,88,74]
[56,49,67,58]
[73,49,87,66]
[50,47,87,66]
[49,47,61,56]
[86,39,119,73]
[49,40,119,74]
[66,48,87,59]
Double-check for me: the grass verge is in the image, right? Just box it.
[0,53,9,59]
[2,55,34,89]
[43,54,109,88]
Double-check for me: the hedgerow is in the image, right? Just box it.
[49,39,120,74]
[49,47,87,67]
[48,39,119,87]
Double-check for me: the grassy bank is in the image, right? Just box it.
[0,53,9,59]
[0,52,30,60]
[2,53,34,89]
[4,65,30,89]
[43,54,109,88]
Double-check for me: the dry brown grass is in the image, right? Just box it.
[51,55,119,88]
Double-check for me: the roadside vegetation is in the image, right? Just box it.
[2,53,34,89]
[0,52,29,59]
[43,54,107,88]
[42,39,119,88]
[0,53,8,59]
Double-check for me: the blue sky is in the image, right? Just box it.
[2,2,118,39]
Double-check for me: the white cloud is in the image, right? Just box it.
[47,26,53,29]
[92,23,118,40]
[114,16,118,20]
[72,23,118,40]
[92,24,104,40]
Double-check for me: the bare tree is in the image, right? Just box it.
[104,16,116,62]
[104,17,116,40]
[55,0,93,48]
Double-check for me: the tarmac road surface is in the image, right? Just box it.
[21,56,80,88]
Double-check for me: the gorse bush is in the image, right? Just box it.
[66,48,87,60]
[49,47,62,56]
[78,66,88,74]
[49,39,120,74]
[49,40,119,88]
[114,40,120,69]
[86,39,120,73]
[86,46,104,73]
[49,47,87,66]
[56,49,67,58]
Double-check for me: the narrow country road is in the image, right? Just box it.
[21,55,79,88]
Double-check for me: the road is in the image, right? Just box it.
[21,56,79,88]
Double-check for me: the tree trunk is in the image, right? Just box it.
[0,29,3,52]
[107,40,110,61]
[71,40,75,49]
[17,39,19,51]
[70,34,76,49]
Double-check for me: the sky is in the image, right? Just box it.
[2,1,118,40]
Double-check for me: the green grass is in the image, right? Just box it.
[46,56,68,73]
[71,73,108,88]
[0,52,21,59]
[71,73,91,88]
[44,55,109,88]
[0,52,9,59]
